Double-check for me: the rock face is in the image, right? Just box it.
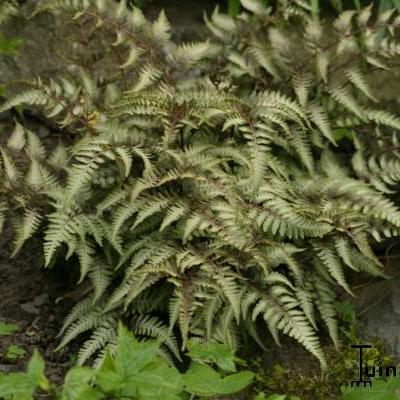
[0,0,212,88]
[0,2,63,85]
[355,279,400,359]
[144,0,215,41]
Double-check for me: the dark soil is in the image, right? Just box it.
[0,225,79,385]
[144,0,220,41]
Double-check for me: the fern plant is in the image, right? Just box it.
[1,0,400,369]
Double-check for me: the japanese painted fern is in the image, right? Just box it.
[1,0,400,368]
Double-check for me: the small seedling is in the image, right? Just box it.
[0,322,19,336]
[5,344,26,360]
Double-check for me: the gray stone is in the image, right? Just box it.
[144,0,213,42]
[355,279,400,359]
[20,301,39,315]
[33,293,48,307]
[0,1,63,87]
[0,0,212,91]
[0,364,13,373]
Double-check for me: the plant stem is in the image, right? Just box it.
[353,0,361,10]
[311,0,319,23]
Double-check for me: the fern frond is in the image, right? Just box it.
[0,148,20,184]
[11,209,42,257]
[43,207,81,266]
[152,10,171,42]
[314,277,338,348]
[132,314,181,359]
[308,103,336,144]
[7,122,26,152]
[76,238,96,283]
[329,84,365,119]
[346,67,377,102]
[314,246,352,294]
[77,318,116,365]
[240,0,269,16]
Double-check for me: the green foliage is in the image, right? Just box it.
[228,0,242,16]
[0,323,253,400]
[0,0,22,98]
[0,351,50,400]
[380,0,400,13]
[127,0,149,8]
[341,377,400,400]
[185,363,254,397]
[187,339,240,372]
[253,393,299,400]
[1,0,400,369]
[253,394,285,400]
[0,36,22,56]
[5,345,27,361]
[0,322,19,336]
[0,0,22,57]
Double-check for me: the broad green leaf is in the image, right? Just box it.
[253,394,266,400]
[0,321,19,336]
[98,326,183,399]
[115,323,159,376]
[253,394,287,400]
[187,340,237,372]
[218,371,255,395]
[96,352,123,393]
[0,372,37,398]
[60,366,100,400]
[63,387,102,400]
[0,350,49,398]
[27,350,50,392]
[184,363,254,397]
[184,363,222,397]
[126,362,183,399]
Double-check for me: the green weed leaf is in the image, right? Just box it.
[0,372,38,399]
[341,377,400,400]
[5,344,26,360]
[27,350,50,392]
[0,35,22,55]
[184,363,254,396]
[60,366,101,400]
[0,321,19,336]
[187,340,238,372]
